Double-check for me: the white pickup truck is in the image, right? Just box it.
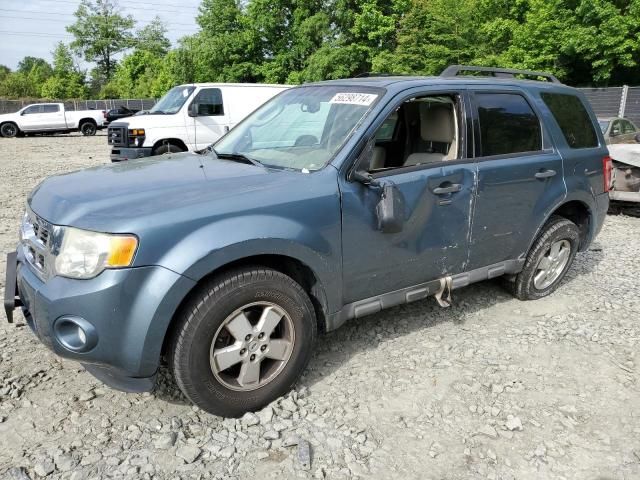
[0,103,106,137]
[108,83,288,161]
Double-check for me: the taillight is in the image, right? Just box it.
[603,155,612,192]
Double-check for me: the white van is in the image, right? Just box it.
[108,83,289,161]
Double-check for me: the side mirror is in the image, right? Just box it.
[376,183,405,233]
[635,133,640,143]
[188,103,198,117]
[611,129,620,137]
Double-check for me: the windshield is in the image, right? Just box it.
[150,85,195,114]
[214,86,383,171]
[598,120,610,133]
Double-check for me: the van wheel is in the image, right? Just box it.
[506,216,580,300]
[1,122,19,138]
[153,143,185,155]
[170,267,317,417]
[80,121,97,136]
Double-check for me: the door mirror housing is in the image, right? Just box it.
[376,183,405,233]
[635,133,640,143]
[188,103,199,117]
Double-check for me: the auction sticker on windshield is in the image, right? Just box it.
[329,93,378,106]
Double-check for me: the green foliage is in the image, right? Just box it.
[4,0,640,101]
[67,0,136,82]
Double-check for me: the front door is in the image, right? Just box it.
[466,90,567,270]
[340,91,476,304]
[187,88,229,150]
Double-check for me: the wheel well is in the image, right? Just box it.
[1,121,18,128]
[550,201,591,249]
[160,254,328,360]
[152,138,188,153]
[79,118,97,126]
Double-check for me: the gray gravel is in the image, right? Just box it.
[1,134,639,479]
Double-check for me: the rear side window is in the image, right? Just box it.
[193,88,224,116]
[621,120,636,134]
[42,104,60,113]
[541,93,598,148]
[476,93,542,157]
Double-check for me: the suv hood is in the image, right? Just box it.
[28,153,301,231]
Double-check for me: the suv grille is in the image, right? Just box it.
[108,125,127,146]
[21,209,55,280]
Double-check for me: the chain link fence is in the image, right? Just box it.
[1,86,640,124]
[0,98,157,114]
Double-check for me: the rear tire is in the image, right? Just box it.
[80,121,97,136]
[1,122,19,138]
[153,143,185,155]
[506,216,580,300]
[170,267,317,417]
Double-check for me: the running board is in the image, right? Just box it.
[326,259,525,331]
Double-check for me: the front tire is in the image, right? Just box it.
[170,267,317,417]
[80,121,97,136]
[1,122,19,138]
[153,143,185,155]
[506,216,580,300]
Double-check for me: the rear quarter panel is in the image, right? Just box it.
[531,85,609,247]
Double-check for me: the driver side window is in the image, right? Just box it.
[23,105,42,115]
[193,88,224,116]
[363,95,461,173]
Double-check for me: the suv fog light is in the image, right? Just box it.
[53,316,98,352]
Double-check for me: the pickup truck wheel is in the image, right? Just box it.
[170,267,317,417]
[1,122,19,138]
[153,143,185,155]
[80,122,97,136]
[506,216,580,300]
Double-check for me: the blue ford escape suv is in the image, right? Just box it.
[4,66,611,417]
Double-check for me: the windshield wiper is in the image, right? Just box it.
[216,152,265,168]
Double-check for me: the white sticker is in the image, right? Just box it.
[329,92,378,106]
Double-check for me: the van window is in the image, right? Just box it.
[476,93,542,157]
[42,104,60,113]
[193,88,224,116]
[541,93,598,148]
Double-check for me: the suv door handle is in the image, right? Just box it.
[433,183,462,195]
[534,169,556,179]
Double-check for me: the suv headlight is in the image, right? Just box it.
[54,227,138,279]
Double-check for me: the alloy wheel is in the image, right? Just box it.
[209,302,295,391]
[533,239,571,289]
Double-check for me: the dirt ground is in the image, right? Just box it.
[0,134,639,480]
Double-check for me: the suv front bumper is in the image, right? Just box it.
[4,249,195,392]
[110,146,153,162]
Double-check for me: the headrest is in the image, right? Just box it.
[419,103,454,143]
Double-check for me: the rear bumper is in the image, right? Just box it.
[110,147,153,162]
[6,249,195,391]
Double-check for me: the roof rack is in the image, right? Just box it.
[354,72,411,78]
[440,65,561,84]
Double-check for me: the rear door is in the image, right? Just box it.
[466,89,566,270]
[186,87,229,150]
[42,104,66,129]
[340,88,476,303]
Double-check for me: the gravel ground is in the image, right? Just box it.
[0,134,639,480]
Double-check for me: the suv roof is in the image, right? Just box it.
[308,65,573,92]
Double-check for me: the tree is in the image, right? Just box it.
[136,17,171,56]
[66,0,135,83]
[0,65,10,82]
[41,43,88,99]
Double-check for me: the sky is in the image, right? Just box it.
[0,0,202,70]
